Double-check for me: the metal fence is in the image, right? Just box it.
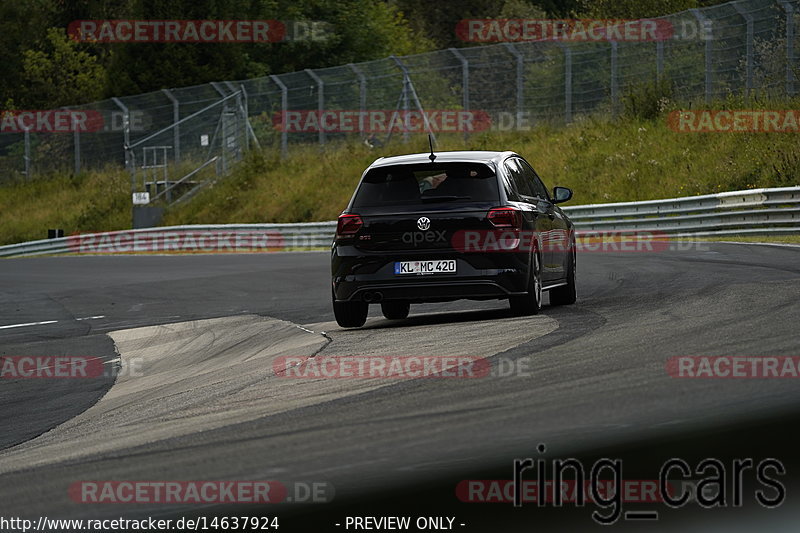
[0,0,798,189]
[1,186,798,258]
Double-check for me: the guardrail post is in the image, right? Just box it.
[222,81,247,157]
[223,82,248,151]
[65,106,81,174]
[211,83,233,173]
[389,56,437,145]
[238,84,259,150]
[236,91,243,158]
[162,89,180,164]
[270,75,289,158]
[610,41,619,118]
[449,48,470,113]
[557,43,573,124]
[239,84,252,150]
[210,84,229,175]
[23,127,31,179]
[112,97,133,192]
[390,55,411,143]
[690,9,714,104]
[450,48,470,140]
[733,2,755,101]
[656,40,664,80]
[212,83,233,166]
[73,120,81,174]
[305,69,325,146]
[348,63,367,136]
[503,43,524,120]
[233,82,246,150]
[56,106,82,173]
[779,0,796,96]
[113,97,136,228]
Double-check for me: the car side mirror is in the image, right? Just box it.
[552,186,573,204]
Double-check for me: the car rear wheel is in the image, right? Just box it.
[549,247,577,306]
[333,292,368,328]
[381,301,410,320]
[509,251,542,316]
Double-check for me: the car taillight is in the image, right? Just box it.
[487,207,522,229]
[336,214,363,238]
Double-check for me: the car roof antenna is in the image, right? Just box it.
[428,133,436,163]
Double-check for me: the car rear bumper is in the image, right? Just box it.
[332,248,529,302]
[336,279,527,303]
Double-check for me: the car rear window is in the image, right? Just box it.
[352,162,499,207]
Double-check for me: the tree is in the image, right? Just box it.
[21,28,106,108]
[0,0,59,108]
[101,0,433,96]
[579,0,699,19]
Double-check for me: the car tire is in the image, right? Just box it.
[509,250,542,316]
[549,246,577,306]
[381,301,410,320]
[333,293,368,328]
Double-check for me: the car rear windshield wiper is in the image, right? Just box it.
[420,195,472,203]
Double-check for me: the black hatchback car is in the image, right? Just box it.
[331,150,576,327]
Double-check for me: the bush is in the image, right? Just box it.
[622,78,673,120]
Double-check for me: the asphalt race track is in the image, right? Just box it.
[2,242,800,531]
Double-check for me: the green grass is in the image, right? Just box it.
[0,168,131,245]
[2,108,799,246]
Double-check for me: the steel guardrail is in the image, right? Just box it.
[1,187,799,258]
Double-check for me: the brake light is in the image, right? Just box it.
[487,207,522,229]
[336,214,363,238]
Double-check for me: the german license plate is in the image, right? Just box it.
[394,260,456,275]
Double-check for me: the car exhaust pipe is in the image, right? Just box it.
[363,291,384,303]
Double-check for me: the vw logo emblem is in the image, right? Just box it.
[417,217,431,231]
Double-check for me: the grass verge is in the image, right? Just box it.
[2,104,799,246]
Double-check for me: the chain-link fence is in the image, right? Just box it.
[0,0,797,197]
